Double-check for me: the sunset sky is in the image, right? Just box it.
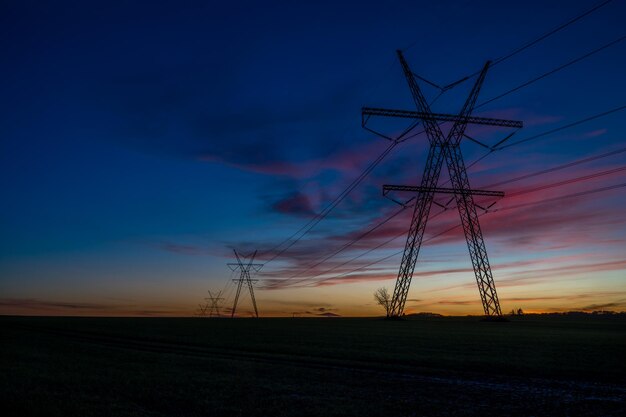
[1,0,625,317]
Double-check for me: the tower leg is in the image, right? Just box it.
[389,144,446,317]
[231,280,244,318]
[445,144,502,316]
[247,276,259,318]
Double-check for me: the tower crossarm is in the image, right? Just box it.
[383,184,504,198]
[361,107,522,129]
[227,263,264,270]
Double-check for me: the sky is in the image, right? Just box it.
[1,0,625,317]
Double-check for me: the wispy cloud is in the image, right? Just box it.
[271,192,316,217]
[155,242,214,256]
[0,298,112,310]
[0,298,188,317]
[579,299,626,311]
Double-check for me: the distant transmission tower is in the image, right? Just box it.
[363,50,523,317]
[228,249,263,318]
[205,290,224,317]
[196,302,208,317]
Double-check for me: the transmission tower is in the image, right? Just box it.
[228,249,263,318]
[205,290,224,317]
[196,302,208,317]
[362,50,523,317]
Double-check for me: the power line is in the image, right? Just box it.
[260,146,388,262]
[505,166,626,198]
[493,182,626,212]
[256,59,399,261]
[273,107,626,285]
[399,35,626,144]
[496,105,626,150]
[485,146,626,188]
[275,123,626,286]
[261,92,442,266]
[307,181,626,288]
[268,96,460,279]
[272,147,626,288]
[455,104,626,183]
[266,208,450,289]
[491,0,614,67]
[255,3,622,272]
[212,60,401,301]
[275,84,626,287]
[305,212,468,288]
[261,140,399,265]
[285,205,408,280]
[478,34,626,109]
[402,0,613,55]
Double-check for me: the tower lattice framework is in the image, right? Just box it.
[205,290,224,317]
[362,51,523,317]
[228,249,263,318]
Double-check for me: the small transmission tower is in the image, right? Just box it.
[196,302,208,317]
[205,290,224,317]
[227,249,263,318]
[362,50,523,318]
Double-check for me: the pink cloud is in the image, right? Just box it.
[196,107,625,296]
[199,140,391,180]
[155,242,213,256]
[257,176,625,289]
[583,128,608,138]
[272,192,315,217]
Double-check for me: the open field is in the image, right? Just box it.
[2,315,625,416]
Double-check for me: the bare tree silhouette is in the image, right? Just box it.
[374,287,391,317]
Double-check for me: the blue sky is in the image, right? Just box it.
[1,0,625,316]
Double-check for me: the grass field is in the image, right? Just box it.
[1,315,625,416]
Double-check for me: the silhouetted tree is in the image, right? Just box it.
[517,308,524,315]
[374,287,391,317]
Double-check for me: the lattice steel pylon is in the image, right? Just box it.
[362,50,523,317]
[205,290,224,318]
[196,302,208,317]
[228,249,263,318]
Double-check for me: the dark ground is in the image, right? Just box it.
[1,315,625,416]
